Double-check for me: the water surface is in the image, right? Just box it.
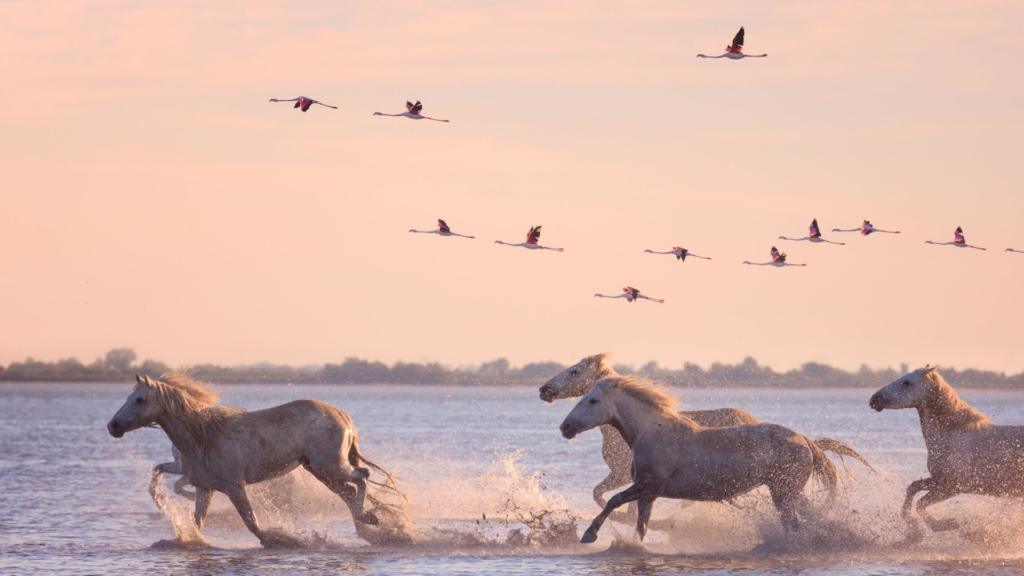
[3,383,1024,575]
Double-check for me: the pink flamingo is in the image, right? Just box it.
[373,101,449,122]
[779,219,845,245]
[644,247,711,262]
[269,97,337,112]
[697,27,767,59]
[495,226,563,252]
[1008,248,1024,254]
[409,219,474,239]
[744,246,806,267]
[925,227,986,250]
[832,220,900,236]
[594,287,665,304]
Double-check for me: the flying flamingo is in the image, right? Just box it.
[697,27,767,59]
[594,287,665,304]
[925,227,986,250]
[373,101,449,122]
[268,97,337,112]
[743,246,806,267]
[494,226,563,252]
[644,247,711,262]
[409,219,474,239]
[832,220,900,236]
[1008,248,1024,254]
[779,219,845,245]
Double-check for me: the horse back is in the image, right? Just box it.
[680,407,760,428]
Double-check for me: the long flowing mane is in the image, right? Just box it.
[586,352,616,377]
[606,375,678,413]
[924,368,991,430]
[147,371,245,447]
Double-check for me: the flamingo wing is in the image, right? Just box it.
[407,100,423,114]
[624,286,640,300]
[771,246,786,263]
[809,218,820,237]
[527,226,541,244]
[732,27,745,49]
[437,219,451,233]
[300,98,313,112]
[954,226,965,243]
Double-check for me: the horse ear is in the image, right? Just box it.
[142,374,153,386]
[135,373,145,385]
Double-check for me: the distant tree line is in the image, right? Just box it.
[1,349,1022,389]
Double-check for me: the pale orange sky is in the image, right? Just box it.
[2,0,1022,373]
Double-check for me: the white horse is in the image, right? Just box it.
[560,376,841,543]
[109,372,395,546]
[870,365,1024,533]
[540,353,873,514]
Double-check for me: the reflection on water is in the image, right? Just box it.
[2,383,1024,575]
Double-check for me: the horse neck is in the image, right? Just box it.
[155,413,202,459]
[916,381,986,445]
[607,394,674,447]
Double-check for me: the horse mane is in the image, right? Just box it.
[586,352,616,376]
[605,375,678,413]
[922,368,991,430]
[146,371,245,448]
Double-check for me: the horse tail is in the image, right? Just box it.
[350,440,408,504]
[805,435,840,499]
[813,437,877,479]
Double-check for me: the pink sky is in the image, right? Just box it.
[2,0,1022,373]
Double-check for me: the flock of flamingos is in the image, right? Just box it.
[103,27,1024,552]
[274,27,1021,305]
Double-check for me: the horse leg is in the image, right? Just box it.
[149,465,167,505]
[635,497,657,541]
[301,456,378,526]
[900,477,935,523]
[581,483,649,544]
[594,468,639,523]
[771,491,802,531]
[224,486,265,543]
[174,476,196,501]
[593,470,626,509]
[193,487,213,532]
[916,486,960,532]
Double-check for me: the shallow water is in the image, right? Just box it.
[3,383,1024,575]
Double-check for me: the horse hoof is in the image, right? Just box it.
[359,512,380,526]
[580,530,598,544]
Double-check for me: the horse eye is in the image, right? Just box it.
[589,398,598,404]
[902,381,911,387]
[571,370,579,376]
[135,397,145,404]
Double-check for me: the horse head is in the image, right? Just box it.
[560,378,620,439]
[539,352,613,403]
[869,365,939,412]
[107,373,163,437]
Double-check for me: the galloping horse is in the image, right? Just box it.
[870,365,1024,533]
[108,372,395,546]
[560,376,843,543]
[541,353,873,512]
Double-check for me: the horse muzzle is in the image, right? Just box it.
[868,392,886,412]
[539,383,557,403]
[107,419,125,438]
[560,421,579,439]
